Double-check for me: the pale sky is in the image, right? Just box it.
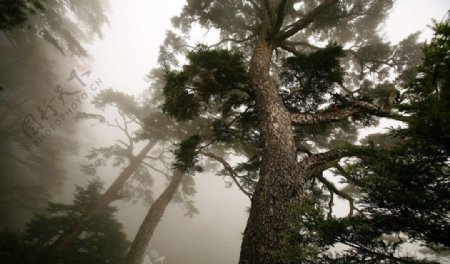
[86,0,450,97]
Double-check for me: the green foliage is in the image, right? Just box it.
[160,1,448,263]
[0,180,129,264]
[347,148,449,247]
[278,18,450,264]
[162,70,198,120]
[399,19,450,153]
[301,19,450,263]
[344,19,450,251]
[281,43,345,112]
[173,135,202,174]
[283,202,438,264]
[162,47,251,121]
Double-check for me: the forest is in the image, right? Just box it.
[0,0,449,263]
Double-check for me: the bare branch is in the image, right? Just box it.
[200,151,252,200]
[116,139,130,149]
[142,161,170,178]
[315,173,356,217]
[209,33,256,48]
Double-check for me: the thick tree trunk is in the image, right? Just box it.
[49,141,157,254]
[125,168,184,264]
[239,35,305,263]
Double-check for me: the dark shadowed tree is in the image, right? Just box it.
[281,18,450,263]
[0,180,129,264]
[156,0,431,262]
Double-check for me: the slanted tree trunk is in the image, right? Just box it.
[48,141,157,254]
[239,30,306,263]
[125,168,184,264]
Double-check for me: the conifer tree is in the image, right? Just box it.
[157,1,426,262]
[0,180,130,264]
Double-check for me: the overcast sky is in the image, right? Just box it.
[81,1,450,263]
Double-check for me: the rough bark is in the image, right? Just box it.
[49,141,157,254]
[125,168,184,264]
[239,28,305,263]
[291,101,391,126]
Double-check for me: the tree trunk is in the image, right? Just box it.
[239,34,305,263]
[125,168,184,264]
[49,141,157,254]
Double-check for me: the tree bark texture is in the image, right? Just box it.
[239,34,306,263]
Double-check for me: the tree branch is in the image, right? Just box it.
[209,33,256,48]
[142,161,170,178]
[291,101,395,126]
[269,0,288,39]
[264,0,276,28]
[299,145,359,172]
[315,172,356,217]
[200,151,252,200]
[276,0,339,41]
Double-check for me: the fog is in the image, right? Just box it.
[1,0,449,263]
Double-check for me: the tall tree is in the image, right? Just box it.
[158,0,424,262]
[124,83,202,264]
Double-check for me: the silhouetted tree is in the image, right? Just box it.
[0,180,129,264]
[281,18,450,263]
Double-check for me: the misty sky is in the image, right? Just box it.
[74,1,450,263]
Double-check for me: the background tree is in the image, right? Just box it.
[0,179,130,264]
[157,0,429,262]
[46,89,197,255]
[0,0,109,228]
[43,87,200,264]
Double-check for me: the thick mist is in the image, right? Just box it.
[1,0,449,263]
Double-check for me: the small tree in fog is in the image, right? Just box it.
[0,180,129,264]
